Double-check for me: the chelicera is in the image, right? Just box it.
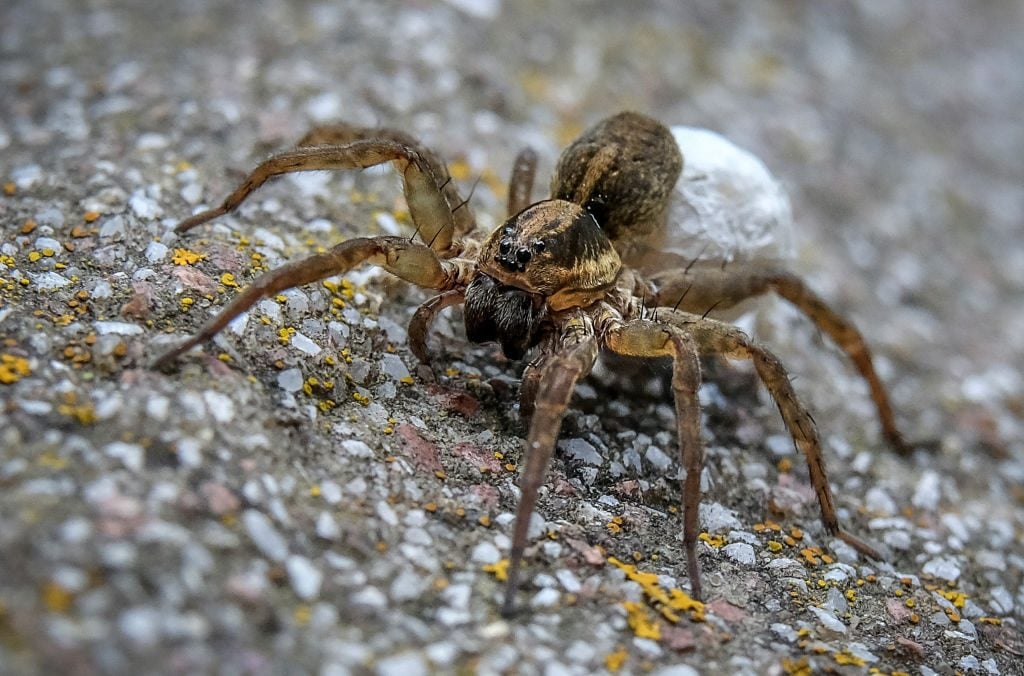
[153,112,911,616]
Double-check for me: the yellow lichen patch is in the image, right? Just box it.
[833,651,866,667]
[939,589,967,608]
[622,601,661,640]
[3,182,15,195]
[978,617,1003,625]
[41,581,74,613]
[482,559,509,582]
[220,272,238,288]
[777,457,793,473]
[278,327,295,344]
[0,353,31,384]
[606,515,624,534]
[698,532,726,549]
[27,251,42,262]
[293,604,311,626]
[767,540,783,552]
[781,656,812,676]
[608,556,705,624]
[352,392,370,406]
[171,248,206,266]
[604,645,628,673]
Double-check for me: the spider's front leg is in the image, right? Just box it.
[604,321,706,599]
[658,308,882,560]
[152,236,468,369]
[651,264,911,454]
[174,139,460,254]
[502,320,598,617]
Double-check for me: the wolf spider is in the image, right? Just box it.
[154,111,910,616]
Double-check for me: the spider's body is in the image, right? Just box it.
[155,111,910,616]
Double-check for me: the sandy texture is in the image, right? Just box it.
[2,1,1022,674]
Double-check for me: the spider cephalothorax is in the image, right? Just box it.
[154,111,913,617]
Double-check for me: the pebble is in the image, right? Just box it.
[911,470,942,511]
[98,215,127,240]
[375,652,427,676]
[145,241,169,262]
[555,569,581,593]
[650,667,699,676]
[277,368,304,392]
[922,556,961,583]
[700,502,741,532]
[771,623,797,642]
[807,606,846,634]
[31,271,71,290]
[291,331,322,356]
[341,439,373,458]
[242,510,289,562]
[531,587,560,608]
[104,441,145,471]
[722,542,755,566]
[129,191,162,219]
[118,606,162,647]
[380,354,411,382]
[286,555,323,600]
[316,512,339,540]
[644,445,672,471]
[470,541,501,564]
[558,438,602,465]
[824,586,848,615]
[320,481,342,505]
[375,500,399,527]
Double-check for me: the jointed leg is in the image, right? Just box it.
[297,125,477,241]
[152,236,463,369]
[651,264,910,454]
[507,147,538,216]
[502,328,598,617]
[407,289,465,363]
[175,140,458,254]
[658,309,882,560]
[605,321,705,599]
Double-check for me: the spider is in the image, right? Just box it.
[153,111,910,617]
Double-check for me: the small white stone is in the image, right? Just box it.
[645,445,672,471]
[119,606,161,647]
[320,481,342,504]
[31,272,71,290]
[375,500,399,527]
[203,390,235,423]
[389,569,426,602]
[555,569,581,593]
[180,182,203,205]
[316,512,339,540]
[291,332,321,356]
[104,441,145,471]
[808,606,847,634]
[34,237,62,254]
[242,509,289,562]
[650,666,699,676]
[530,587,560,608]
[129,191,163,219]
[558,438,602,465]
[723,542,756,566]
[771,623,797,642]
[379,353,411,382]
[286,555,322,600]
[922,556,961,583]
[351,586,388,609]
[471,541,501,564]
[911,470,942,511]
[277,368,304,392]
[700,502,741,532]
[342,439,373,458]
[145,241,169,262]
[824,586,848,615]
[375,652,427,676]
[95,321,144,336]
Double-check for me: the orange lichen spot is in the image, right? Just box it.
[781,656,812,676]
[220,272,238,287]
[606,515,624,534]
[909,613,920,624]
[604,646,628,673]
[20,219,37,234]
[0,353,31,384]
[478,515,491,527]
[777,457,793,473]
[424,502,438,512]
[83,211,100,222]
[939,590,967,608]
[503,463,517,472]
[3,182,15,195]
[978,617,1003,625]
[622,601,661,640]
[789,527,804,540]
[171,248,205,265]
[41,581,74,613]
[448,159,472,182]
[699,532,726,549]
[834,651,865,667]
[433,469,447,480]
[800,547,822,566]
[608,557,704,624]
[293,604,311,626]
[820,554,834,565]
[482,559,509,582]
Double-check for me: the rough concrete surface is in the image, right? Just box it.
[2,1,1023,674]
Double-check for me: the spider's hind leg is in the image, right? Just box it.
[651,263,911,454]
[604,320,706,600]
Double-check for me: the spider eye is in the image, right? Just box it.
[516,248,532,264]
[499,241,511,255]
[532,239,546,253]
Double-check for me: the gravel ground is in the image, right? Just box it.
[2,1,1023,674]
